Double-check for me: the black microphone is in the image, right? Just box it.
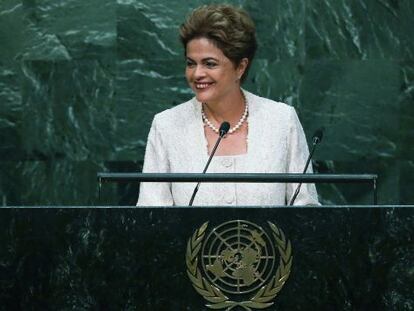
[289,127,324,206]
[312,127,324,145]
[189,122,230,206]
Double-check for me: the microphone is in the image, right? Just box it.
[219,122,230,138]
[289,127,324,206]
[189,122,230,206]
[312,127,324,145]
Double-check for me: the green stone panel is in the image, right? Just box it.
[0,1,25,63]
[315,159,399,205]
[400,0,414,59]
[0,161,101,206]
[0,2,25,161]
[245,0,306,61]
[305,0,401,59]
[117,1,183,60]
[0,160,142,206]
[0,65,23,160]
[99,160,141,205]
[246,59,303,108]
[300,60,399,161]
[400,61,414,159]
[400,161,414,204]
[21,60,115,161]
[20,0,116,61]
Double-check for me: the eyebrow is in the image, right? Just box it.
[186,57,220,62]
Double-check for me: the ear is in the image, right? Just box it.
[237,58,249,80]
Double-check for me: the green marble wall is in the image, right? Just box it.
[0,0,413,205]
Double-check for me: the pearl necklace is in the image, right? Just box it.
[201,99,248,135]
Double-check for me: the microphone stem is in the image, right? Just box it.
[288,141,317,206]
[189,135,223,206]
[303,143,317,174]
[203,136,222,173]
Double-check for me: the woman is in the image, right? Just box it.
[137,4,319,206]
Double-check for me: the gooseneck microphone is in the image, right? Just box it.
[289,127,324,206]
[189,121,230,206]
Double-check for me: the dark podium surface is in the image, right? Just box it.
[1,206,413,310]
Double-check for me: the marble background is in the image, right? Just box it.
[0,0,413,206]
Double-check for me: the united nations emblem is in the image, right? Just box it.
[186,220,292,310]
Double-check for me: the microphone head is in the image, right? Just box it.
[312,127,324,144]
[219,122,230,137]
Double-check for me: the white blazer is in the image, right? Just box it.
[137,90,320,206]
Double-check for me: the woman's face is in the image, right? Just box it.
[185,37,247,104]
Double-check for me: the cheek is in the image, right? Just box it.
[185,68,192,82]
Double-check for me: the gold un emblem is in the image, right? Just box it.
[186,220,292,310]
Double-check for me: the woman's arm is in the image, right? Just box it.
[285,107,320,206]
[136,116,174,206]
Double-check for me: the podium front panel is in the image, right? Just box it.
[0,206,413,310]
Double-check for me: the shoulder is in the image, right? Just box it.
[244,90,296,121]
[152,98,198,131]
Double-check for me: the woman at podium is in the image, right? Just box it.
[137,4,319,206]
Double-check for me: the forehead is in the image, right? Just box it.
[186,37,228,61]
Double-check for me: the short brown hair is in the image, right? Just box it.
[179,4,257,83]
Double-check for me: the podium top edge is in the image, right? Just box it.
[2,205,413,209]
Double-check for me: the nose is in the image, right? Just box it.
[193,65,206,80]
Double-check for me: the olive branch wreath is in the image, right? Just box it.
[186,221,292,311]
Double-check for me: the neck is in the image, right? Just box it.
[203,89,245,124]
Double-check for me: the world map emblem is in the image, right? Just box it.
[186,220,292,310]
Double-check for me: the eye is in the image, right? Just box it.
[205,61,217,68]
[186,60,195,67]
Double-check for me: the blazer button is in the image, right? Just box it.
[221,158,233,168]
[225,194,235,204]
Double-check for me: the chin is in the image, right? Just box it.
[194,89,216,103]
[195,94,208,103]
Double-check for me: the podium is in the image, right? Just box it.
[1,174,413,309]
[1,206,413,309]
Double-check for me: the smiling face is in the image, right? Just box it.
[185,37,247,105]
